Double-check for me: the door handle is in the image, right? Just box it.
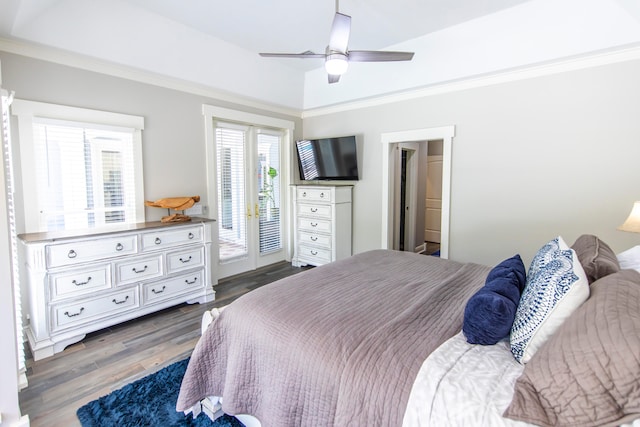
[255,204,260,218]
[247,206,252,218]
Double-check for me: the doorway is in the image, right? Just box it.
[203,105,295,280]
[393,142,419,252]
[381,126,454,258]
[214,123,286,278]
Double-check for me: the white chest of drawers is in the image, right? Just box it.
[19,219,215,360]
[292,185,352,267]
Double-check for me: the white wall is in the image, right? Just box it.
[303,58,640,267]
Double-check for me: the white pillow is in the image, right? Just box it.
[617,245,640,273]
[510,236,589,364]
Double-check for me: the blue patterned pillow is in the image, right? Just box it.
[510,236,589,363]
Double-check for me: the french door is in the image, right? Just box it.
[215,121,284,278]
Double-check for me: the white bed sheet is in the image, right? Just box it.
[403,331,640,427]
[403,331,532,427]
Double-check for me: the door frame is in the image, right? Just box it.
[380,126,454,258]
[203,105,295,279]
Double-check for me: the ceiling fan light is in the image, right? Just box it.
[325,53,348,75]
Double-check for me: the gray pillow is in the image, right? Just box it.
[503,269,640,427]
[571,234,620,284]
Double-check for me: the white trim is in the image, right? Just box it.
[0,37,301,118]
[11,99,144,129]
[4,38,640,117]
[303,43,640,117]
[203,105,295,131]
[381,126,454,259]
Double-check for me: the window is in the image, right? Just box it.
[12,100,144,233]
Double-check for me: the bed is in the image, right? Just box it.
[177,235,640,427]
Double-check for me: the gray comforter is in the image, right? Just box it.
[177,249,490,426]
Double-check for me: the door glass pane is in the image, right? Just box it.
[216,126,248,262]
[257,133,281,254]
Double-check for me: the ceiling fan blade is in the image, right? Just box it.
[329,13,351,53]
[328,74,341,84]
[348,50,415,62]
[259,51,325,59]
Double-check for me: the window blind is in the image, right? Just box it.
[2,89,26,388]
[257,131,282,254]
[215,124,248,262]
[32,119,139,231]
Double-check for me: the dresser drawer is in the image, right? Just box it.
[51,287,139,331]
[298,218,331,234]
[47,235,137,268]
[166,246,205,274]
[297,203,331,219]
[142,270,204,304]
[115,255,163,285]
[141,226,203,251]
[297,245,331,265]
[298,231,331,249]
[297,187,332,202]
[49,265,111,300]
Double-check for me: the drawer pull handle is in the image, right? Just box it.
[310,207,318,213]
[311,222,318,227]
[132,265,148,274]
[116,243,124,251]
[151,286,166,294]
[155,237,162,245]
[188,232,194,239]
[112,296,129,305]
[311,250,318,256]
[185,277,198,285]
[72,277,92,286]
[179,256,192,263]
[302,191,307,197]
[67,250,77,259]
[310,236,318,241]
[64,307,84,318]
[320,192,325,198]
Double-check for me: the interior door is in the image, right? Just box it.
[214,123,284,278]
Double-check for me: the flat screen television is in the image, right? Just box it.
[296,136,359,181]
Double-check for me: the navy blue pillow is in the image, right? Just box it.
[462,255,526,345]
[486,254,526,292]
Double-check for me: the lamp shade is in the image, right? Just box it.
[618,201,640,233]
[325,53,348,75]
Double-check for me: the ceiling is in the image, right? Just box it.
[1,0,640,111]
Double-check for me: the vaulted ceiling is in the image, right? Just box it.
[1,0,640,111]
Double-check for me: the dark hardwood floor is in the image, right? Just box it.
[19,261,309,427]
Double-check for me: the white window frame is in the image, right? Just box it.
[11,99,145,233]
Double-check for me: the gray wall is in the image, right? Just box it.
[0,51,303,230]
[303,59,640,267]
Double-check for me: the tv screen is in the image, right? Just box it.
[296,136,359,181]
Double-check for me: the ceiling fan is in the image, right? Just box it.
[259,1,414,84]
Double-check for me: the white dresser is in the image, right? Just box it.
[292,185,352,267]
[19,219,215,360]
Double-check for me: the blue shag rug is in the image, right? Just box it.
[77,358,243,427]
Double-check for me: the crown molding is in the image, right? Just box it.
[302,43,640,118]
[3,37,640,120]
[0,37,302,118]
